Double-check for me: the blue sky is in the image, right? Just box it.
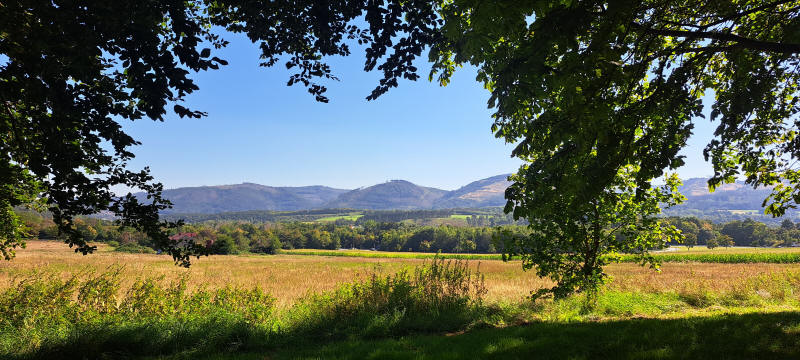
[119,31,717,191]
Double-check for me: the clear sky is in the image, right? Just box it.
[118,31,717,192]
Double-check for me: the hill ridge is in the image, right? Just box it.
[141,176,788,215]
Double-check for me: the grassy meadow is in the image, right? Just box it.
[2,241,800,359]
[284,246,800,263]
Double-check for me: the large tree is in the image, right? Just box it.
[497,170,684,299]
[423,0,800,295]
[0,0,438,264]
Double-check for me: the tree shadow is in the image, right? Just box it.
[15,311,800,359]
[273,311,800,360]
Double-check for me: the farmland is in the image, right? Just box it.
[314,213,363,222]
[284,246,800,264]
[2,241,800,359]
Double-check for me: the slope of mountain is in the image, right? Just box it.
[152,183,349,214]
[138,176,787,215]
[433,174,511,208]
[323,180,447,210]
[677,178,773,211]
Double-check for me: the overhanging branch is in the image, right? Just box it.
[630,22,800,55]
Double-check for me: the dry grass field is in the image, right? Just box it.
[4,241,800,307]
[4,241,800,359]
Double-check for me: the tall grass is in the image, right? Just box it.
[0,266,276,358]
[0,258,488,359]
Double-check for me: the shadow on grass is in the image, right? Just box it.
[259,311,800,360]
[13,311,800,359]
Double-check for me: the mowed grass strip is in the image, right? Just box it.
[284,248,800,263]
[619,252,800,264]
[283,249,504,260]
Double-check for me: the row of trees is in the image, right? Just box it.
[174,221,524,255]
[16,210,523,255]
[19,209,800,257]
[664,217,800,248]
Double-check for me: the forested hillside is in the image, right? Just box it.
[137,176,794,222]
[147,183,349,213]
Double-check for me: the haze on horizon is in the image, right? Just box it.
[117,31,718,193]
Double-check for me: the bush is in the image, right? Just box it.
[113,243,155,254]
[286,256,487,338]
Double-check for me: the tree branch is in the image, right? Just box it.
[630,22,800,55]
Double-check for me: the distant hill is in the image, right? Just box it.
[323,180,447,210]
[433,174,510,208]
[677,178,773,211]
[149,183,349,214]
[138,175,795,217]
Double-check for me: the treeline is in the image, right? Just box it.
[16,210,800,255]
[15,210,522,255]
[664,217,800,248]
[662,208,800,225]
[175,221,522,255]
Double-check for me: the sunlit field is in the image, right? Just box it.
[662,245,800,254]
[3,241,800,359]
[4,241,800,306]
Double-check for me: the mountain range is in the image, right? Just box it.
[152,175,511,214]
[148,175,777,215]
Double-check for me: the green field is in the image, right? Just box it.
[314,213,363,222]
[449,214,471,219]
[284,247,800,263]
[284,249,504,260]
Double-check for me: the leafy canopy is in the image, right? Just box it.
[428,0,800,215]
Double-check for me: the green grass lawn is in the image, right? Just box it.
[315,213,363,222]
[449,214,471,219]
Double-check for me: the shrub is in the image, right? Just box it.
[286,256,487,339]
[113,243,155,254]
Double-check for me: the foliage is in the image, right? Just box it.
[427,0,800,214]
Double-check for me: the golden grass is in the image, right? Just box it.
[3,241,800,307]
